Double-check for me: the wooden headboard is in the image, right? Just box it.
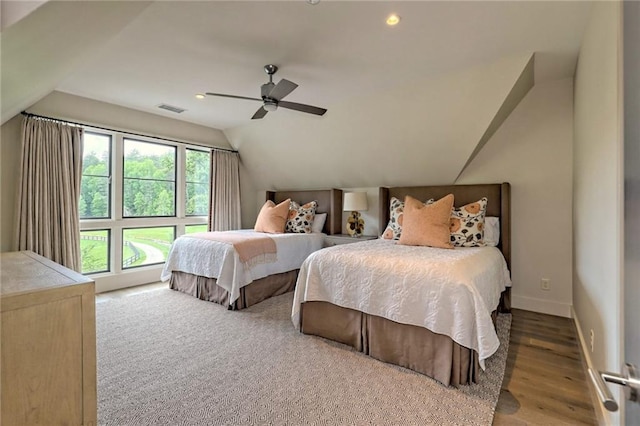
[265,189,343,235]
[379,183,511,311]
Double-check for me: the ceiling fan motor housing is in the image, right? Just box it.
[261,82,276,99]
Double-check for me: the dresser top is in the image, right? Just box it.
[1,251,93,298]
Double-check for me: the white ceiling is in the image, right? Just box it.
[9,0,593,131]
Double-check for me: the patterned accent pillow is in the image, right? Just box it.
[286,200,318,233]
[382,197,434,240]
[449,197,488,247]
[381,197,405,240]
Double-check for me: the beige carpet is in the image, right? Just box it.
[96,288,510,425]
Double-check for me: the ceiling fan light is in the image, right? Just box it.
[263,101,278,112]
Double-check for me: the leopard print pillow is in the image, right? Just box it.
[450,197,488,247]
[381,197,404,240]
[286,200,318,233]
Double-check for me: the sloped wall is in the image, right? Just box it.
[237,68,575,320]
[27,91,231,148]
[244,80,575,319]
[1,1,152,124]
[457,78,574,317]
[228,54,533,227]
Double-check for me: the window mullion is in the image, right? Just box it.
[113,134,124,273]
[114,134,124,221]
[177,145,186,221]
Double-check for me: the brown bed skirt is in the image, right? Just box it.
[300,301,498,387]
[170,270,298,310]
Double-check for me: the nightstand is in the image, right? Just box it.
[324,234,377,247]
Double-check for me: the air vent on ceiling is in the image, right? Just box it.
[157,104,186,114]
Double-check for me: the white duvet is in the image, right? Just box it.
[161,230,325,304]
[291,239,511,368]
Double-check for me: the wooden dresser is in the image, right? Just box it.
[1,251,97,425]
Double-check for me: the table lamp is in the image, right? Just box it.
[343,192,368,237]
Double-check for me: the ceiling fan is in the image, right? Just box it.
[206,64,327,120]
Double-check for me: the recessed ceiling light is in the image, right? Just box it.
[195,94,206,99]
[386,14,401,26]
[306,0,320,5]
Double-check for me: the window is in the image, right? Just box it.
[80,133,111,219]
[78,130,210,277]
[80,229,110,273]
[185,224,208,234]
[122,226,175,269]
[123,139,176,217]
[186,148,210,216]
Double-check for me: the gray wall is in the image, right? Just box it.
[572,2,623,424]
[0,115,23,251]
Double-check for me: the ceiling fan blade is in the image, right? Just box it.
[268,79,298,101]
[278,100,327,116]
[206,92,262,102]
[251,107,268,120]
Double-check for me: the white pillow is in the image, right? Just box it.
[484,216,500,247]
[311,213,327,233]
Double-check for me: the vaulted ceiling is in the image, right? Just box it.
[2,1,592,189]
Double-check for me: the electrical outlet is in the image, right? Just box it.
[540,278,551,291]
[590,329,595,352]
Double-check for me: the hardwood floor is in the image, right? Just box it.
[96,285,598,425]
[494,309,598,425]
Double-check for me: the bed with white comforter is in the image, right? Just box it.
[162,230,324,307]
[162,188,343,309]
[292,239,511,367]
[294,181,512,386]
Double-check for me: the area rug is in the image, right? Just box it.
[96,289,511,425]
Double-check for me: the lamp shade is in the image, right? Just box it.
[343,192,368,212]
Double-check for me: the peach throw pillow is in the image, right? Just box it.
[398,194,454,249]
[254,199,290,233]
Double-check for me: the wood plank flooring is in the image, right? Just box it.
[96,285,598,425]
[494,309,598,425]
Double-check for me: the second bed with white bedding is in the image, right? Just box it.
[292,238,511,366]
[162,230,325,305]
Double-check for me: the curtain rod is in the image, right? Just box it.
[20,111,238,153]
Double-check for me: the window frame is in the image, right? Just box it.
[78,127,210,277]
[80,131,113,220]
[79,228,111,274]
[122,138,178,219]
[185,224,209,234]
[121,225,176,270]
[185,147,211,217]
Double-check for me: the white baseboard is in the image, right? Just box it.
[93,266,164,293]
[571,307,609,426]
[511,295,572,317]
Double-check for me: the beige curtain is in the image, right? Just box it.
[208,150,241,231]
[15,116,84,271]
